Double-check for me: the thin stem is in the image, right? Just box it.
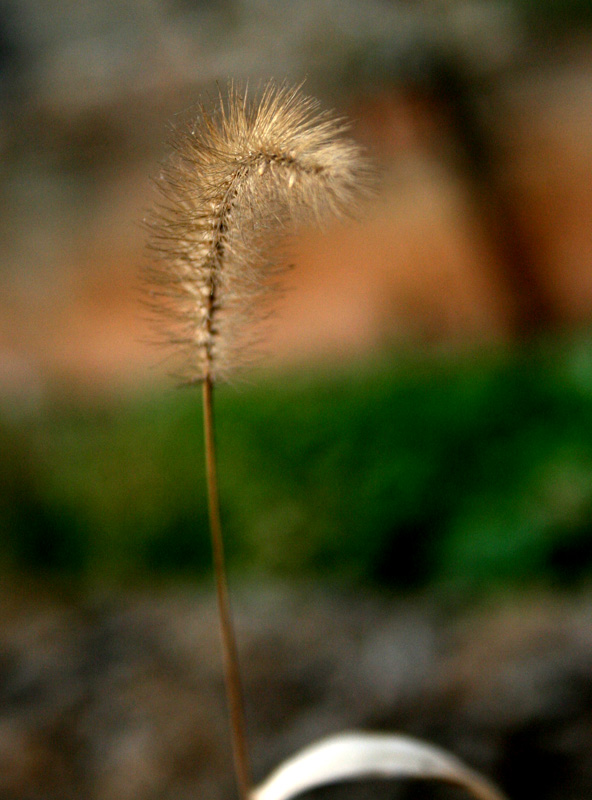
[202,376,252,800]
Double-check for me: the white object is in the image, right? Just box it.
[252,731,508,800]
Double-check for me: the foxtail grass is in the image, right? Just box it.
[145,81,371,800]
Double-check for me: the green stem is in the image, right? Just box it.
[202,376,252,800]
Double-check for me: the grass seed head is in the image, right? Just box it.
[145,81,373,384]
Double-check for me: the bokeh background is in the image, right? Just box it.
[1,1,592,799]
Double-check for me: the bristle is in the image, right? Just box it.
[144,81,373,383]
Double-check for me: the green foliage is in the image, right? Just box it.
[1,334,592,593]
[511,0,592,29]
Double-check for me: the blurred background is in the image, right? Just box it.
[1,1,592,799]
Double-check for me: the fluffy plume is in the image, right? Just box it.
[145,81,372,383]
